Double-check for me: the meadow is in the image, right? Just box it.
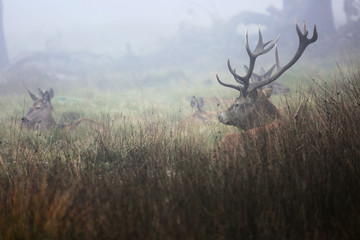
[0,63,359,239]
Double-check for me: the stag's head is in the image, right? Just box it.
[218,88,280,129]
[217,22,317,130]
[22,88,55,130]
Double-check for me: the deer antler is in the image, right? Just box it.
[244,64,276,83]
[217,28,279,95]
[217,21,317,96]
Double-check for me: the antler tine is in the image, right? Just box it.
[303,20,307,34]
[242,29,280,92]
[253,29,280,57]
[249,21,318,91]
[227,59,245,85]
[217,28,281,96]
[244,64,257,83]
[263,64,276,78]
[275,44,281,72]
[244,64,276,83]
[243,29,255,84]
[216,74,242,92]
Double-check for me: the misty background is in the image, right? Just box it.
[5,0,285,57]
[0,0,359,93]
[3,0,349,56]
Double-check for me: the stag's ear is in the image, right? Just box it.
[48,88,54,99]
[248,89,259,103]
[261,87,273,98]
[28,90,38,101]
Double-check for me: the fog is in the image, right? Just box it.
[0,0,355,91]
[3,1,349,56]
[5,0,287,57]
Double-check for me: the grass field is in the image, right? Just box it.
[0,63,360,239]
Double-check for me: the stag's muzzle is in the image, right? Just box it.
[218,113,231,125]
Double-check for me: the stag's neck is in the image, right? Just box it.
[246,99,281,130]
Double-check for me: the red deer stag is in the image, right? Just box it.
[216,22,317,155]
[22,88,101,132]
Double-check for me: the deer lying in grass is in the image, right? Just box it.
[21,88,102,132]
[216,22,317,155]
[189,96,218,123]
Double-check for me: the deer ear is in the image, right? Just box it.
[248,89,259,102]
[37,88,44,98]
[48,89,54,99]
[261,87,273,98]
[28,90,38,101]
[43,92,51,102]
[198,97,204,110]
[191,96,197,108]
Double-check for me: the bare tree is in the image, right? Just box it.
[287,0,335,37]
[226,0,335,38]
[344,0,360,23]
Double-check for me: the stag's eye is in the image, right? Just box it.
[234,103,240,108]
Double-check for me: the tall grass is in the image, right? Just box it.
[0,65,360,239]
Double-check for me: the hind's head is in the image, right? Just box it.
[21,88,55,130]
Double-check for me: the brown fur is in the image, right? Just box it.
[216,120,280,157]
[216,89,283,157]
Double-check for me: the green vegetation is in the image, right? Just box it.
[0,64,360,239]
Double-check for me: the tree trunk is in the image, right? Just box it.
[305,0,335,36]
[283,0,335,37]
[0,0,9,69]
